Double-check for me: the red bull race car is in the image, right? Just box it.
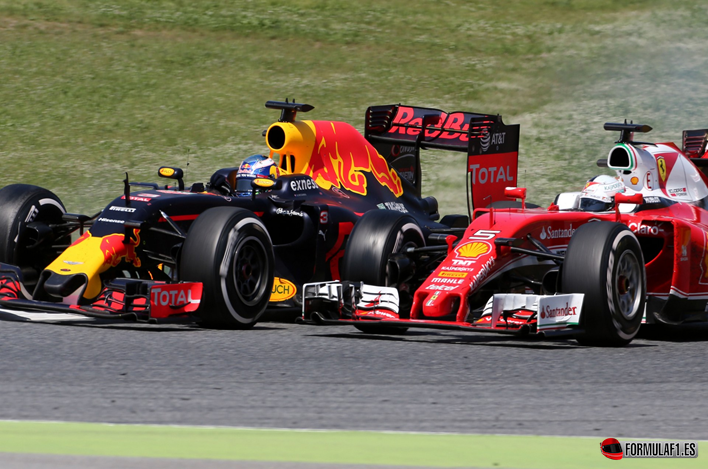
[301,122,708,346]
[0,101,517,328]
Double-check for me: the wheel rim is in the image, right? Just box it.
[615,249,642,320]
[15,206,69,277]
[384,224,424,313]
[231,236,268,307]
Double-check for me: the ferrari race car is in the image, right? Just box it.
[0,101,516,328]
[301,122,708,346]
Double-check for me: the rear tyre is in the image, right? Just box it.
[342,210,425,334]
[180,207,274,329]
[561,222,645,346]
[0,184,68,287]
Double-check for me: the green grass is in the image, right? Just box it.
[1,0,707,215]
[0,420,705,468]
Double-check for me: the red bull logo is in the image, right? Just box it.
[100,230,142,268]
[390,106,470,142]
[307,121,403,197]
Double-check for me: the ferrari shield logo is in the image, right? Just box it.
[657,157,667,182]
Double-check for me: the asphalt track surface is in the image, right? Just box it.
[1,312,708,468]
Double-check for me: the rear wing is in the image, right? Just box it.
[364,104,519,212]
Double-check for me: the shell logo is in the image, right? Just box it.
[455,242,491,259]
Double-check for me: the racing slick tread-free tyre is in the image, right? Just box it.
[0,184,68,285]
[561,222,645,346]
[180,207,274,329]
[342,210,425,335]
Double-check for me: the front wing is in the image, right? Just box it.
[0,263,202,323]
[300,281,585,338]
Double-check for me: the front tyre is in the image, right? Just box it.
[561,222,645,346]
[180,207,274,329]
[0,184,68,287]
[342,210,425,334]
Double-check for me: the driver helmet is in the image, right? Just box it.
[235,154,280,196]
[579,175,625,212]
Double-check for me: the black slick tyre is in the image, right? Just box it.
[561,222,645,346]
[180,207,274,329]
[342,210,425,334]
[0,184,68,286]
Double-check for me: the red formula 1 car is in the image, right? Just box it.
[301,122,708,346]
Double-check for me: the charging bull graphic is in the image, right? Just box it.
[266,119,403,197]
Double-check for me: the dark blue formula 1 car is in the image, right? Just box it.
[0,101,519,328]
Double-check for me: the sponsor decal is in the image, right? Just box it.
[441,265,474,272]
[468,164,513,185]
[97,218,125,224]
[451,259,474,267]
[377,202,408,213]
[631,176,639,185]
[108,206,136,213]
[425,291,440,307]
[425,284,457,291]
[431,277,465,285]
[151,286,198,307]
[62,260,84,265]
[254,178,275,189]
[536,294,583,331]
[539,223,577,240]
[539,302,578,319]
[644,196,661,203]
[150,283,203,319]
[657,156,667,182]
[628,222,661,236]
[290,178,319,192]
[469,257,495,290]
[645,171,654,190]
[669,187,687,197]
[390,108,469,141]
[438,271,467,279]
[479,129,506,153]
[358,310,398,320]
[397,166,415,184]
[139,193,157,198]
[275,208,304,217]
[455,242,491,259]
[270,277,296,302]
[159,167,175,177]
[121,195,151,202]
